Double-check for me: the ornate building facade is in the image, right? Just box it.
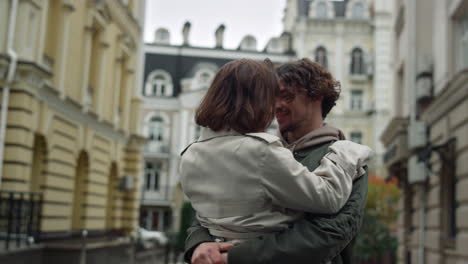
[283,0,394,176]
[381,0,468,263]
[0,0,146,263]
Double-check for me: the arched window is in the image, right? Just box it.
[351,48,366,75]
[145,70,173,97]
[352,2,365,19]
[316,2,328,18]
[72,151,89,230]
[315,46,328,68]
[192,69,216,90]
[148,116,164,142]
[105,163,119,230]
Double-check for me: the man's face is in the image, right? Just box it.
[275,82,319,134]
[275,82,310,133]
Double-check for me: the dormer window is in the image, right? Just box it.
[352,2,365,19]
[145,70,173,97]
[192,69,215,90]
[316,2,328,18]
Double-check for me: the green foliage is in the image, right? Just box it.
[175,201,195,251]
[354,176,400,261]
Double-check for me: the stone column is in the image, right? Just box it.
[55,2,75,99]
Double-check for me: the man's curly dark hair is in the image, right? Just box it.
[276,58,341,118]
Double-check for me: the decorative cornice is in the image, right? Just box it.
[104,0,140,45]
[421,70,468,125]
[35,84,128,143]
[144,45,296,63]
[380,117,409,145]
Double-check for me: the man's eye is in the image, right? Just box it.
[283,94,294,102]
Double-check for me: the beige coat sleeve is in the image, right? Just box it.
[260,140,372,214]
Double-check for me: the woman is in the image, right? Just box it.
[180,59,371,243]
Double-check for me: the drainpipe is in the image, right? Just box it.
[407,0,427,262]
[0,0,19,185]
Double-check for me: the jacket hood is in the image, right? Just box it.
[281,124,346,152]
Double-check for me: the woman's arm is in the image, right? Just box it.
[261,140,371,214]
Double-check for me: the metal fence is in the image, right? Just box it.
[0,190,42,250]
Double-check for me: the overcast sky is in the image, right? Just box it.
[144,0,287,50]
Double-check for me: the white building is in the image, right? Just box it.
[139,24,295,232]
[283,0,394,176]
[381,0,468,263]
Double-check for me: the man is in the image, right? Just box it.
[185,58,369,264]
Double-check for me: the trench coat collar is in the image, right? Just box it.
[198,127,242,142]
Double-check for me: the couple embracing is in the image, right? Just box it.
[180,58,372,264]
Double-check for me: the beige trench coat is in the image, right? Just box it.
[180,127,372,240]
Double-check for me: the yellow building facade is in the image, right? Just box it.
[0,0,145,241]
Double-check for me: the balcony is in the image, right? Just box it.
[349,73,370,82]
[144,142,171,158]
[0,191,43,251]
[381,117,410,168]
[141,185,172,207]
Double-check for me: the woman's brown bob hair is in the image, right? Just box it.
[195,59,279,134]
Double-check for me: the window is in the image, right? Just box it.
[87,24,104,111]
[457,10,468,70]
[440,140,457,247]
[352,2,365,19]
[350,131,362,144]
[192,69,215,90]
[145,70,173,97]
[316,2,328,18]
[350,90,363,111]
[148,116,164,142]
[351,48,366,75]
[144,162,160,191]
[315,46,328,68]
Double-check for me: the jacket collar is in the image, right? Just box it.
[198,127,242,142]
[279,124,345,152]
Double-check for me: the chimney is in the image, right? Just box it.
[182,21,191,46]
[215,24,226,49]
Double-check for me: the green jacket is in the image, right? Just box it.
[184,141,369,264]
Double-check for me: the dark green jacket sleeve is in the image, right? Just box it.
[184,218,214,263]
[228,171,369,264]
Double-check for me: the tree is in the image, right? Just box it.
[354,175,400,263]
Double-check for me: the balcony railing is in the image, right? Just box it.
[0,191,43,250]
[144,142,170,154]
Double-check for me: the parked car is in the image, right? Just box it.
[137,227,168,249]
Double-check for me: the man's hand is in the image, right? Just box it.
[191,242,234,264]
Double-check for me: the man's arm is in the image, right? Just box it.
[228,171,368,264]
[184,218,214,263]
